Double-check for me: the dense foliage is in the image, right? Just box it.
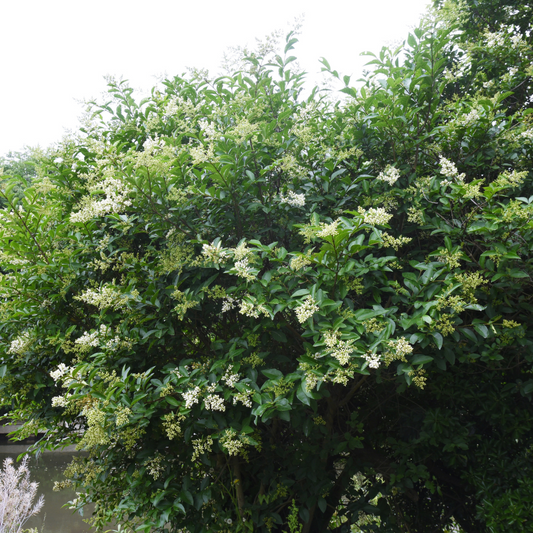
[0,150,38,210]
[1,2,533,531]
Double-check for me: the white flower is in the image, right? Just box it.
[295,296,319,323]
[280,190,306,208]
[290,254,311,271]
[323,330,340,349]
[440,157,459,178]
[221,297,236,313]
[330,340,353,366]
[358,207,393,226]
[52,395,69,407]
[50,363,72,382]
[199,118,217,139]
[234,257,255,282]
[222,365,240,388]
[70,176,133,223]
[376,165,400,185]
[239,298,269,319]
[75,330,100,348]
[239,300,259,318]
[363,352,381,369]
[75,285,127,310]
[316,219,340,238]
[457,109,480,127]
[233,390,253,408]
[388,337,413,358]
[204,394,226,412]
[202,241,229,264]
[183,386,201,409]
[7,332,32,355]
[439,156,465,182]
[233,241,250,261]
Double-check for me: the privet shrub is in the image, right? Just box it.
[1,3,533,532]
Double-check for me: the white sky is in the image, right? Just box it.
[0,0,430,155]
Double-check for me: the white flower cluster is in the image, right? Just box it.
[320,329,354,366]
[115,406,132,427]
[290,254,312,271]
[280,190,306,208]
[75,285,127,310]
[234,257,256,282]
[183,386,201,409]
[199,118,217,139]
[75,324,113,348]
[222,365,240,388]
[388,337,413,358]
[295,296,319,323]
[233,390,253,408]
[0,252,29,266]
[439,156,465,182]
[231,118,260,143]
[323,330,341,349]
[221,297,236,313]
[485,30,505,48]
[7,332,31,355]
[189,142,217,165]
[239,298,269,319]
[316,219,340,238]
[51,395,70,408]
[485,26,524,49]
[70,176,133,223]
[496,169,528,188]
[146,455,164,480]
[191,436,214,462]
[377,165,400,185]
[202,241,229,264]
[363,352,381,369]
[457,109,480,127]
[358,207,393,226]
[521,129,533,140]
[219,428,247,456]
[50,363,72,382]
[163,95,197,121]
[233,241,250,261]
[330,340,354,366]
[204,394,226,412]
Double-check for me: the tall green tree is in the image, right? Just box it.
[1,8,533,533]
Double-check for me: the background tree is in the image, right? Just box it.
[0,5,533,533]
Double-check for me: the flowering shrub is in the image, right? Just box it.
[1,5,533,532]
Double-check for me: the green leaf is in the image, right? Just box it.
[262,369,283,380]
[431,332,443,349]
[411,355,433,366]
[165,396,180,407]
[473,324,489,338]
[461,328,477,343]
[296,383,310,406]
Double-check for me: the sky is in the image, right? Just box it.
[0,0,431,156]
